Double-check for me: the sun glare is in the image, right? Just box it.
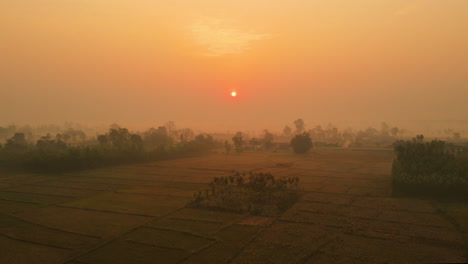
[231,91,237,97]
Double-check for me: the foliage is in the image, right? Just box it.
[290,133,313,154]
[224,140,232,154]
[179,128,195,143]
[62,128,86,143]
[263,129,274,149]
[283,125,292,137]
[392,135,468,198]
[142,126,173,149]
[308,125,342,147]
[232,132,243,152]
[293,119,305,134]
[0,125,217,173]
[283,119,412,148]
[189,171,301,216]
[37,134,68,151]
[181,134,215,154]
[5,133,30,150]
[97,124,143,151]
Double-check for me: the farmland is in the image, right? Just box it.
[0,149,466,264]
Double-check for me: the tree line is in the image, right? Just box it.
[0,123,216,172]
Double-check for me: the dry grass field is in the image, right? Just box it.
[0,149,466,264]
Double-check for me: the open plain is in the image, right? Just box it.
[0,149,466,264]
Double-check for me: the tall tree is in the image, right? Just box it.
[263,129,274,149]
[5,133,29,150]
[283,126,292,137]
[293,119,305,134]
[232,132,243,152]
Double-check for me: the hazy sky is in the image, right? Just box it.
[1,0,467,131]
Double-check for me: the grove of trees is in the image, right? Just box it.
[392,135,468,198]
[0,123,217,172]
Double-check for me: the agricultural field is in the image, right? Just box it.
[0,149,466,264]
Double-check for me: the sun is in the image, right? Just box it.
[231,91,237,97]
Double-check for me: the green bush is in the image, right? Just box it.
[188,171,301,216]
[392,135,468,198]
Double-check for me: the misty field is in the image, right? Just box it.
[0,149,466,264]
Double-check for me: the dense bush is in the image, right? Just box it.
[290,133,313,154]
[392,135,468,198]
[188,171,301,216]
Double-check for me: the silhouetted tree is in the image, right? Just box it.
[108,125,132,150]
[232,132,243,152]
[5,133,29,150]
[354,127,379,146]
[390,127,399,137]
[415,134,424,142]
[129,134,143,151]
[143,127,173,149]
[62,128,86,143]
[380,122,390,137]
[283,126,292,137]
[179,128,194,143]
[97,135,108,145]
[293,119,305,134]
[183,134,215,153]
[263,129,274,149]
[342,127,354,147]
[224,140,232,154]
[96,124,143,152]
[36,134,67,151]
[290,132,312,154]
[165,121,178,139]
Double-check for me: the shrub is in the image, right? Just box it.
[290,133,312,154]
[188,171,301,216]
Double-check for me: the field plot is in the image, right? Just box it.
[0,149,466,264]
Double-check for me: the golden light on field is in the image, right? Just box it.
[231,91,237,97]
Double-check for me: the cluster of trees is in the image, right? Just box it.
[283,120,405,148]
[392,135,468,198]
[225,129,275,153]
[0,124,88,145]
[0,123,217,172]
[222,128,313,155]
[97,125,143,152]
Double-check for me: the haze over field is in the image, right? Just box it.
[1,0,467,130]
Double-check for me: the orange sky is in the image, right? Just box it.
[1,0,467,131]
